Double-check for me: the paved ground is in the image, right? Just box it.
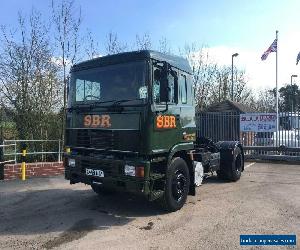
[0,162,299,250]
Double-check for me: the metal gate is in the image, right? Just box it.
[196,111,300,161]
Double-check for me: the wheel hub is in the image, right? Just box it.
[236,154,242,173]
[172,172,187,202]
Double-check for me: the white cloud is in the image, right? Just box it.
[203,31,300,93]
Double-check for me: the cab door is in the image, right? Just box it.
[178,73,196,142]
[150,63,181,153]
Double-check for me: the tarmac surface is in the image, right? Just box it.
[0,162,299,250]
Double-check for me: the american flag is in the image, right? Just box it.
[296,52,300,65]
[261,39,277,61]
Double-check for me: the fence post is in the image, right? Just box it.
[41,141,44,162]
[14,142,17,164]
[0,145,4,180]
[58,140,61,162]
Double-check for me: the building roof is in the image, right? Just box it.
[71,50,192,74]
[204,100,255,113]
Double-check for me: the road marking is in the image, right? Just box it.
[245,162,256,169]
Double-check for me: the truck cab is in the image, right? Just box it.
[64,50,244,212]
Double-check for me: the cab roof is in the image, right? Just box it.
[71,50,192,74]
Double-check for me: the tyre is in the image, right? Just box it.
[91,184,115,195]
[161,157,190,212]
[217,147,243,181]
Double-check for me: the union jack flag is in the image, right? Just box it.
[296,52,300,65]
[261,39,277,61]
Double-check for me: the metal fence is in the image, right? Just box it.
[0,144,16,164]
[1,139,62,164]
[197,111,300,160]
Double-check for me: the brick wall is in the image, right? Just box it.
[3,162,64,180]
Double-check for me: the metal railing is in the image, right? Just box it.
[197,111,300,160]
[0,144,16,165]
[2,139,62,164]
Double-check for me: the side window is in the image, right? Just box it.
[153,66,177,104]
[179,74,187,104]
[153,68,161,104]
[168,74,175,103]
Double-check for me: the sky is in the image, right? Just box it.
[1,0,300,92]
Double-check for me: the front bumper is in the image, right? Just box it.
[64,154,151,196]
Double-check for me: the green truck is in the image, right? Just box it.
[64,50,244,212]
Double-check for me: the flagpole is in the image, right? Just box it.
[276,30,279,144]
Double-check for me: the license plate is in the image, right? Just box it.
[85,168,104,177]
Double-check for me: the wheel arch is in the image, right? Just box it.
[167,143,195,195]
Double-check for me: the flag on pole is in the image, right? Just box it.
[261,39,277,60]
[296,52,300,65]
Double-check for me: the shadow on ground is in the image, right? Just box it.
[202,175,231,185]
[0,186,165,239]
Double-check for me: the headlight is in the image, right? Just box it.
[124,165,144,177]
[68,158,75,167]
[124,165,135,176]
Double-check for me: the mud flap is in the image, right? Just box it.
[188,162,197,196]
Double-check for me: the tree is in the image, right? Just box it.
[135,33,152,50]
[158,37,171,54]
[253,88,275,112]
[105,31,127,55]
[51,0,82,141]
[181,44,254,110]
[181,44,217,110]
[278,84,300,112]
[210,66,252,104]
[0,10,61,140]
[255,85,300,113]
[85,29,100,59]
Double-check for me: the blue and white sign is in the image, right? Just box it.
[240,113,277,132]
[240,235,296,246]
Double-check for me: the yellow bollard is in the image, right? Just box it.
[21,161,26,181]
[21,149,26,181]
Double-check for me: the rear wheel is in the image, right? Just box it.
[217,147,243,181]
[161,157,190,212]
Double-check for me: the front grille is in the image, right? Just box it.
[80,158,123,177]
[66,128,140,152]
[77,129,114,149]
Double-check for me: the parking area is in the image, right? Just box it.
[0,162,299,250]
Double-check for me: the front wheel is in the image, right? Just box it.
[160,157,190,212]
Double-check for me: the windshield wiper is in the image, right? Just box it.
[90,99,117,106]
[67,100,117,112]
[67,98,146,112]
[109,98,144,106]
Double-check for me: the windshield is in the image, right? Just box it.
[69,61,148,105]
